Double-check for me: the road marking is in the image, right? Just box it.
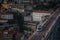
[28,31,38,40]
[41,14,60,40]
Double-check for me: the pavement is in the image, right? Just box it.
[28,8,60,40]
[28,31,39,40]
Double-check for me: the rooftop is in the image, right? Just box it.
[33,9,54,13]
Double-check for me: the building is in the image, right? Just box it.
[32,10,53,22]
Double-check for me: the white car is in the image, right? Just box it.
[37,24,42,32]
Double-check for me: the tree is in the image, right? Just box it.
[13,11,32,34]
[13,11,24,33]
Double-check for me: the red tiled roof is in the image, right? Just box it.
[0,31,2,35]
[33,10,54,13]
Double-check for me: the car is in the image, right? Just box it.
[37,24,42,32]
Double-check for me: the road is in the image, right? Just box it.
[28,8,60,40]
[51,16,60,40]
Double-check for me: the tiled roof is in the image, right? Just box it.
[33,9,54,13]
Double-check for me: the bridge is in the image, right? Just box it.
[28,7,60,40]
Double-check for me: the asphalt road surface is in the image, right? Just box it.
[28,8,60,40]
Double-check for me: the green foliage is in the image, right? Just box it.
[24,26,32,31]
[13,11,32,33]
[33,2,56,10]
